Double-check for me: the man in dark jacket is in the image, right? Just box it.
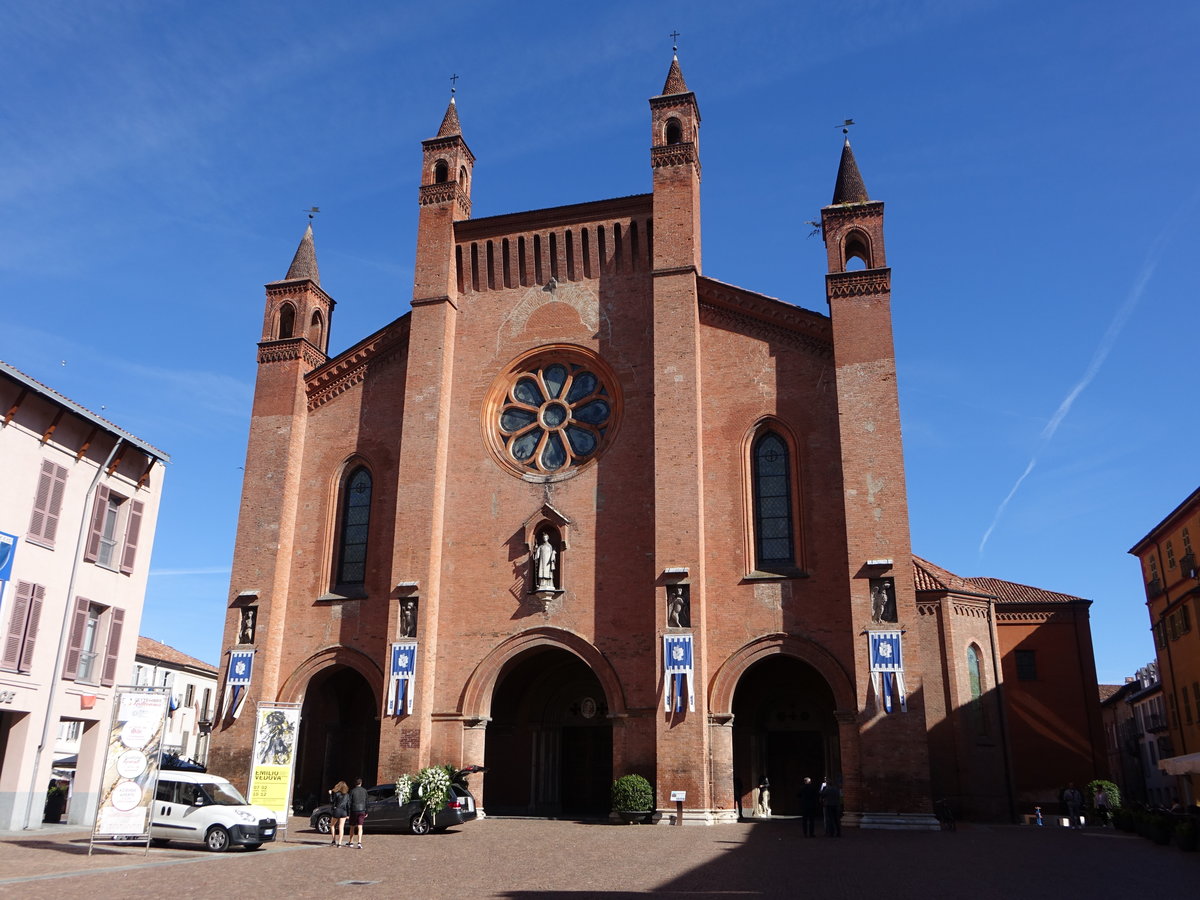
[347,778,369,848]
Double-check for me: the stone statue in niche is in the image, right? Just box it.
[532,531,558,591]
[667,585,691,628]
[870,578,897,624]
[238,606,257,644]
[399,599,417,637]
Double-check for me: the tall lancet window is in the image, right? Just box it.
[335,467,372,591]
[752,432,794,571]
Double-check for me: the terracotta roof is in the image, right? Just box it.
[661,56,689,95]
[832,138,869,205]
[912,555,980,594]
[284,222,320,285]
[136,636,218,675]
[963,576,1086,605]
[437,96,461,137]
[1098,684,1125,703]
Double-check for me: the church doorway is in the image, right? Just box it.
[293,666,379,810]
[732,655,838,816]
[484,647,612,816]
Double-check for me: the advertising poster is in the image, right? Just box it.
[91,687,170,846]
[247,705,300,828]
[0,531,16,616]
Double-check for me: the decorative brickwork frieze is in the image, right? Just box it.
[419,183,471,215]
[257,338,327,369]
[651,143,700,178]
[826,268,891,298]
[306,326,407,411]
[995,608,1073,624]
[951,599,991,619]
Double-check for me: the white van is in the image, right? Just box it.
[151,771,277,851]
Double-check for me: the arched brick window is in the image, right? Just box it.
[966,643,988,735]
[278,303,296,339]
[751,431,795,572]
[334,466,372,592]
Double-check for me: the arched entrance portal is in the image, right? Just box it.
[484,647,612,816]
[732,656,838,816]
[294,666,379,809]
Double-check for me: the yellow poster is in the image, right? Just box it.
[247,706,300,823]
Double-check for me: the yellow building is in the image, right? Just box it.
[1130,488,1200,805]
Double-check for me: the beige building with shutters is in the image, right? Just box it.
[0,360,168,830]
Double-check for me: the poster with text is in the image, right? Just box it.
[92,688,170,842]
[247,705,300,824]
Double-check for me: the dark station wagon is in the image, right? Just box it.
[310,766,485,836]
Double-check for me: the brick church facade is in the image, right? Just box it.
[209,57,1103,825]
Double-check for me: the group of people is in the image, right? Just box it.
[1061,782,1111,829]
[327,778,369,848]
[750,775,842,836]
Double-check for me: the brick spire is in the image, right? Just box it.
[661,55,689,96]
[437,97,461,137]
[832,138,869,205]
[284,222,320,285]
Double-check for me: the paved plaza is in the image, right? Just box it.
[0,817,1195,898]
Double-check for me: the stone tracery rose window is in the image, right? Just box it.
[487,347,620,478]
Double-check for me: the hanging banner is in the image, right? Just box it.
[387,641,417,716]
[222,650,254,722]
[868,630,907,713]
[663,633,695,713]
[0,531,16,581]
[90,686,170,848]
[247,704,301,828]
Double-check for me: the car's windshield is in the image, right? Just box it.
[203,782,249,805]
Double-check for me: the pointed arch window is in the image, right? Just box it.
[335,467,372,592]
[278,303,296,339]
[966,644,988,735]
[752,431,795,572]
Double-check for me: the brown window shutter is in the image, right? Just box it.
[83,485,110,563]
[100,607,125,687]
[119,500,144,575]
[1,582,31,671]
[62,596,90,680]
[43,464,68,546]
[27,460,54,545]
[18,583,45,672]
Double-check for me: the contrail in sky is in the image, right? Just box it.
[978,213,1184,554]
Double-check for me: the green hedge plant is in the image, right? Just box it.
[611,774,654,812]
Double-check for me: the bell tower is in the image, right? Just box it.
[822,138,935,824]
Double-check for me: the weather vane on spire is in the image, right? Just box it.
[304,206,320,221]
[670,30,680,54]
[838,118,856,136]
[450,73,459,97]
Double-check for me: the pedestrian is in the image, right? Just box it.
[798,776,819,837]
[1093,786,1110,827]
[820,778,841,837]
[328,781,349,846]
[347,777,369,848]
[1063,783,1083,830]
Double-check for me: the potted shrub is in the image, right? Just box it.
[1175,819,1196,852]
[611,774,654,824]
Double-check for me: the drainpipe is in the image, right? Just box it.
[23,438,125,830]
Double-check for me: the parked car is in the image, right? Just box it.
[310,766,485,836]
[151,771,277,851]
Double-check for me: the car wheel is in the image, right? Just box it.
[205,826,231,852]
[409,813,432,835]
[314,813,331,835]
[243,842,263,851]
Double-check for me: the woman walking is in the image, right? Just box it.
[329,781,349,846]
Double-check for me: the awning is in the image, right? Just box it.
[1159,752,1200,775]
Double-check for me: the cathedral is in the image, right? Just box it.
[209,56,1104,826]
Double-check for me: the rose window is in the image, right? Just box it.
[495,360,613,475]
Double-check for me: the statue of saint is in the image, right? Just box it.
[400,599,417,637]
[238,607,256,644]
[668,585,690,628]
[870,578,897,623]
[532,532,557,590]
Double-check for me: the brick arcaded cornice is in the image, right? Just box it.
[995,608,1074,625]
[951,598,991,619]
[651,143,701,179]
[265,280,335,307]
[698,277,832,355]
[419,183,471,216]
[421,135,476,164]
[826,268,891,299]
[821,201,884,223]
[257,338,327,369]
[305,318,410,411]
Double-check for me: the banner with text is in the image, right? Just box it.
[91,687,170,845]
[247,704,301,826]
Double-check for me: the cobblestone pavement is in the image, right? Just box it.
[0,817,1195,898]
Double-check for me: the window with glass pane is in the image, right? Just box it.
[77,605,103,684]
[337,467,372,586]
[97,496,121,569]
[967,644,987,734]
[752,432,794,569]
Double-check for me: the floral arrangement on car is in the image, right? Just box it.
[394,764,454,818]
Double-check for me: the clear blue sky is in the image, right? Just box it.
[2,1,1196,685]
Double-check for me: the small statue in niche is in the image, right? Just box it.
[532,531,558,591]
[870,578,897,624]
[399,599,417,638]
[667,585,691,628]
[238,606,257,644]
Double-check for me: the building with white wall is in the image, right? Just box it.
[0,360,168,829]
[132,636,218,766]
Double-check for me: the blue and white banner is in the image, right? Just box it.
[387,641,417,716]
[868,630,907,714]
[0,531,17,582]
[223,650,254,722]
[663,633,695,713]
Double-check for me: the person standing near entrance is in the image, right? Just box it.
[329,781,349,846]
[820,778,841,836]
[799,776,819,837]
[347,777,369,848]
[1063,783,1083,830]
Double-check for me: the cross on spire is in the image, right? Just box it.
[670,30,680,54]
[449,73,458,96]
